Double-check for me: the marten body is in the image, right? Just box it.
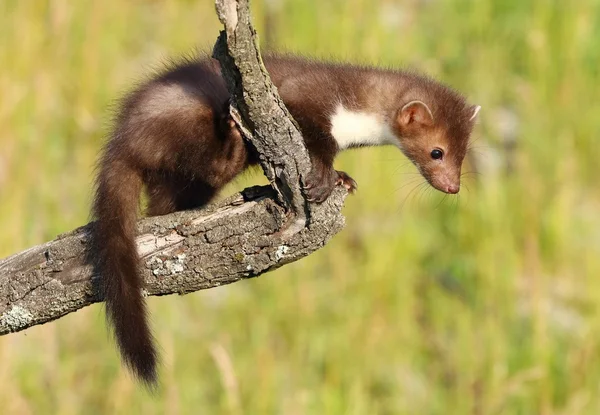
[92,54,480,387]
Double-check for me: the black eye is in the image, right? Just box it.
[431,149,443,160]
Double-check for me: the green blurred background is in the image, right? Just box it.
[1,0,600,413]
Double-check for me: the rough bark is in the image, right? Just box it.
[214,0,317,235]
[0,0,347,336]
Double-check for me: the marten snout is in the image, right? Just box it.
[431,176,460,194]
[426,166,461,194]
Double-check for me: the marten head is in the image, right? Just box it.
[394,100,480,194]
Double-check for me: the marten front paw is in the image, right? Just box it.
[304,168,337,203]
[304,168,357,202]
[335,170,357,194]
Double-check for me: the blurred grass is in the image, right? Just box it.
[1,0,600,413]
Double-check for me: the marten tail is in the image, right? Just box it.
[91,149,158,388]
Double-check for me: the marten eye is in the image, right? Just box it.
[430,149,443,160]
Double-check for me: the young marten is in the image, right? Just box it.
[91,53,480,387]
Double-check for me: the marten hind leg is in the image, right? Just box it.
[146,173,218,216]
[145,174,178,216]
[173,179,218,211]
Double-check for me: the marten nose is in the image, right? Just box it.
[446,184,460,194]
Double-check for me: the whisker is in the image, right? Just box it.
[466,148,490,157]
[417,184,434,205]
[467,142,491,150]
[452,194,460,214]
[435,193,448,210]
[415,182,431,204]
[399,181,427,211]
[392,161,417,175]
[390,177,423,200]
[394,177,425,192]
[393,171,423,177]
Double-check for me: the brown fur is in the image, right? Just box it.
[91,53,478,387]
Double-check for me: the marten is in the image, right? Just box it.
[91,53,480,388]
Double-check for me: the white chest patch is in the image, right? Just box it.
[330,105,397,150]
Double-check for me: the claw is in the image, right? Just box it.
[335,170,358,194]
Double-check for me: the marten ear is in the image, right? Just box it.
[398,100,434,127]
[469,105,481,121]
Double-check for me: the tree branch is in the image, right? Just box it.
[0,0,347,336]
[214,0,318,234]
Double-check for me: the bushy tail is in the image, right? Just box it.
[91,152,158,388]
